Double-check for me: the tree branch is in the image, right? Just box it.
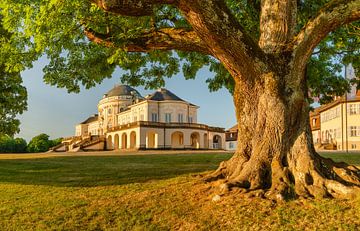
[84,27,211,54]
[178,0,266,82]
[292,0,360,74]
[259,0,297,53]
[91,0,178,16]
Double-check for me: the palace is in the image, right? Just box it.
[56,85,225,152]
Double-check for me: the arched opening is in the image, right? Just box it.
[203,133,208,149]
[213,135,222,149]
[171,131,184,149]
[130,131,136,149]
[146,131,158,149]
[121,133,127,149]
[190,132,200,149]
[114,134,119,149]
[107,135,113,150]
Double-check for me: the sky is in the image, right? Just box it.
[16,56,236,141]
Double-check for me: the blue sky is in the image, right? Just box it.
[17,56,236,141]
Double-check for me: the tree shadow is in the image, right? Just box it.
[0,154,232,187]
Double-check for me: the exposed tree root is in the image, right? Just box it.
[205,151,360,200]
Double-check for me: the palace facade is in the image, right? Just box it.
[58,85,225,152]
[310,91,360,151]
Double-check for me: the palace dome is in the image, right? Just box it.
[104,85,142,98]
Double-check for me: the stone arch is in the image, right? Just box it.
[213,135,222,149]
[114,134,119,149]
[121,133,127,149]
[130,131,136,149]
[107,135,113,150]
[190,132,200,149]
[171,131,184,149]
[146,131,158,149]
[203,133,209,149]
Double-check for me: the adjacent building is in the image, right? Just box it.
[60,85,225,151]
[310,91,360,151]
[225,125,238,151]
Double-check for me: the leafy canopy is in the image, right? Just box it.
[0,0,359,110]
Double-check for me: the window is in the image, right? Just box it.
[140,114,144,121]
[178,114,184,123]
[165,113,172,123]
[312,119,316,126]
[349,126,360,137]
[229,142,234,149]
[133,116,137,122]
[188,117,193,123]
[108,108,112,114]
[151,113,158,122]
[350,104,357,115]
[352,144,357,149]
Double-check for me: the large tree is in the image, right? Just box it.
[1,0,360,198]
[0,16,28,136]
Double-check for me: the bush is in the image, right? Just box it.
[27,134,63,153]
[0,135,27,153]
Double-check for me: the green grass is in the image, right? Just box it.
[0,152,359,230]
[320,152,360,165]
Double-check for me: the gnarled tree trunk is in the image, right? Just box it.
[207,59,360,199]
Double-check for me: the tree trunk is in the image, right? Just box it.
[206,62,360,199]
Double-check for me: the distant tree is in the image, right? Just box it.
[27,134,52,153]
[13,138,27,153]
[0,135,27,153]
[50,137,63,148]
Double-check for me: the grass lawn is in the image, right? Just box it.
[0,152,359,230]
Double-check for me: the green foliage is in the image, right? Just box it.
[0,16,28,136]
[0,135,27,153]
[27,133,62,153]
[0,0,358,104]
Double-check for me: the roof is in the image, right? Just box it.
[227,125,238,132]
[80,114,98,124]
[146,88,185,102]
[104,85,142,98]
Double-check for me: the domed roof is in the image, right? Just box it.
[104,85,142,98]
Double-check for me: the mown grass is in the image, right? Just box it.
[0,152,359,230]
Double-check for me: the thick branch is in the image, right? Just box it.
[259,0,297,53]
[179,0,267,82]
[84,27,210,54]
[292,0,360,74]
[91,0,178,16]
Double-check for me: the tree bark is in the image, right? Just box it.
[206,61,360,199]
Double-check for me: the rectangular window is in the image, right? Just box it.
[133,116,137,122]
[350,126,358,137]
[151,113,158,122]
[140,114,144,121]
[352,144,357,149]
[350,104,357,115]
[178,114,183,123]
[188,117,193,123]
[165,113,172,123]
[229,142,234,149]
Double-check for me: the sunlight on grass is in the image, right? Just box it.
[0,152,359,230]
